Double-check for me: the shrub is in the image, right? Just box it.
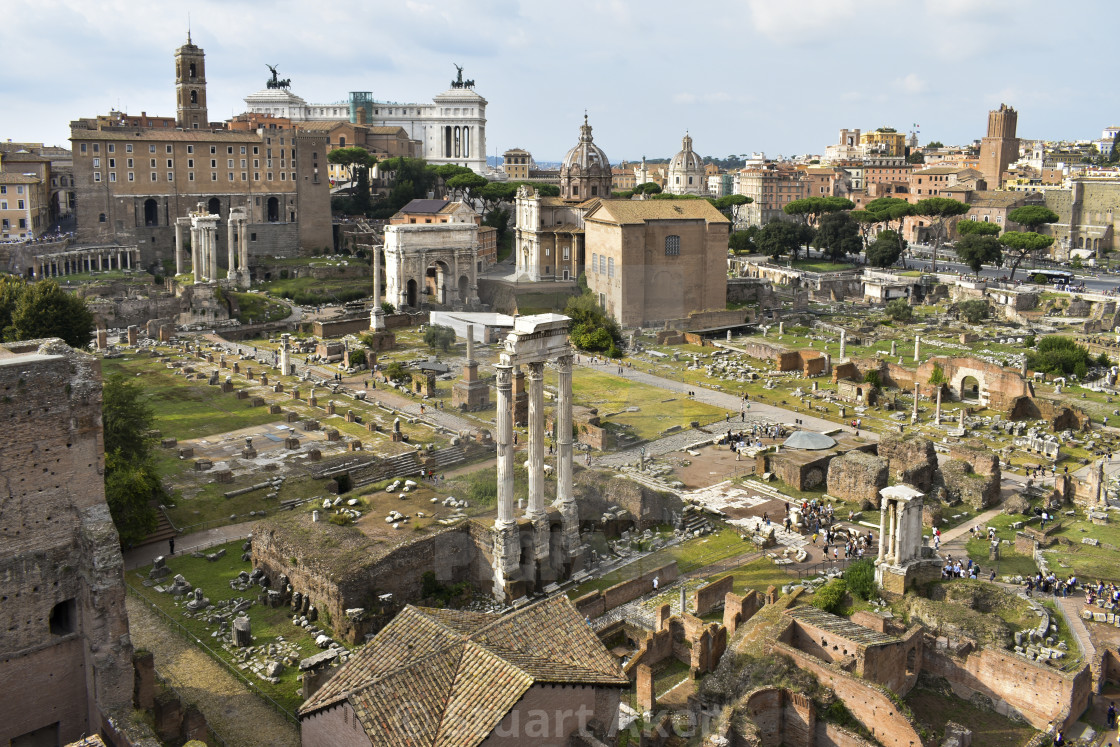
[957,299,990,324]
[884,298,912,323]
[384,361,408,382]
[1023,334,1035,348]
[348,349,366,367]
[1026,335,1094,376]
[863,370,881,388]
[811,578,848,614]
[381,301,395,315]
[466,472,498,507]
[423,324,456,352]
[328,513,351,526]
[279,269,289,279]
[844,559,877,600]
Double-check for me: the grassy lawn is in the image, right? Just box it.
[790,260,859,273]
[129,540,347,715]
[653,658,691,696]
[708,556,790,593]
[570,368,728,441]
[255,275,371,305]
[230,292,291,324]
[905,687,1037,747]
[102,356,281,441]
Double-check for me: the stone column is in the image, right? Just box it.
[191,226,202,283]
[935,387,942,424]
[370,246,385,331]
[878,503,888,562]
[227,216,238,279]
[279,333,291,376]
[526,362,546,521]
[557,353,580,568]
[239,220,249,270]
[890,340,897,357]
[208,225,219,280]
[495,364,515,527]
[839,330,847,361]
[888,502,897,563]
[779,321,784,336]
[913,334,920,363]
[172,227,180,274]
[911,383,919,424]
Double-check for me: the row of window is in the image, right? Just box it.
[92,172,294,183]
[79,143,271,156]
[0,200,27,209]
[590,253,615,277]
[1,219,28,228]
[0,185,25,194]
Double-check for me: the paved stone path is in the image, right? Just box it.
[127,596,300,747]
[1055,594,1097,668]
[125,521,256,571]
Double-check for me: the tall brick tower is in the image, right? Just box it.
[979,104,1019,189]
[175,33,208,129]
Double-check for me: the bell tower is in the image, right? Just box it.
[175,33,208,129]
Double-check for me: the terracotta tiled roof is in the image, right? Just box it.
[300,596,627,746]
[586,198,729,224]
[0,173,40,184]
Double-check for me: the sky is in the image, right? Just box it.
[3,0,1118,163]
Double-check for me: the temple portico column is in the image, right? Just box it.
[239,220,248,272]
[888,502,897,563]
[556,353,580,568]
[878,504,888,561]
[174,221,184,275]
[495,363,515,527]
[208,225,219,280]
[371,246,385,331]
[192,226,202,283]
[526,362,546,521]
[227,216,238,279]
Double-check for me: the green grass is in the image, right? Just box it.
[570,368,728,441]
[653,658,691,696]
[102,356,281,441]
[255,275,371,305]
[230,292,291,324]
[790,260,858,273]
[905,687,1037,746]
[129,540,345,715]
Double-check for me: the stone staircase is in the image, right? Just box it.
[678,504,715,535]
[138,504,178,547]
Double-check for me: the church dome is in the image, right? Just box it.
[559,115,612,200]
[562,115,610,174]
[669,132,703,172]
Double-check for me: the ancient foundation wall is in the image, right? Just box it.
[769,638,924,747]
[921,645,1090,731]
[742,688,816,747]
[573,562,679,619]
[694,575,734,617]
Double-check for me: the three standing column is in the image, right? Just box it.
[495,364,515,527]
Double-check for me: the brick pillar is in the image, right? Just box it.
[636,663,655,712]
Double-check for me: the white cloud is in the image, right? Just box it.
[899,74,928,95]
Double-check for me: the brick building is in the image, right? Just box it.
[737,162,809,226]
[584,199,729,327]
[979,104,1020,188]
[0,339,135,746]
[69,35,332,269]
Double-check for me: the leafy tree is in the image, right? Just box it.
[885,298,913,323]
[482,206,511,243]
[954,233,1002,275]
[375,157,439,216]
[564,293,623,356]
[4,279,94,348]
[926,141,944,149]
[844,560,877,601]
[384,361,409,381]
[423,324,456,352]
[756,220,815,262]
[327,146,376,187]
[865,230,905,268]
[863,370,881,388]
[862,197,913,254]
[1008,205,1060,232]
[812,211,862,261]
[711,194,752,224]
[1026,336,1094,377]
[783,196,854,226]
[634,182,662,196]
[956,219,1001,237]
[728,227,758,256]
[999,231,1055,280]
[928,363,946,386]
[348,349,367,367]
[446,172,487,204]
[102,374,162,547]
[957,299,991,324]
[0,274,23,335]
[906,151,924,165]
[913,197,970,268]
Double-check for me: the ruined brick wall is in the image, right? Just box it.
[876,434,937,491]
[921,646,1090,732]
[816,722,878,747]
[741,688,815,747]
[0,340,134,745]
[694,575,734,616]
[769,639,924,747]
[724,590,761,635]
[826,451,888,506]
[300,702,374,747]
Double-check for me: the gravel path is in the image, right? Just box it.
[126,596,300,747]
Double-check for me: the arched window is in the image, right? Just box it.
[189,62,196,79]
[591,185,598,196]
[190,90,198,105]
[98,213,106,223]
[144,198,158,226]
[207,197,221,216]
[267,196,279,222]
[339,136,346,147]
